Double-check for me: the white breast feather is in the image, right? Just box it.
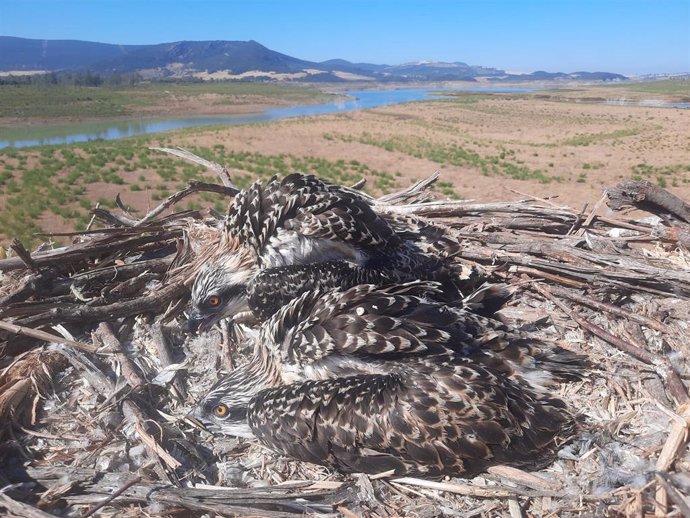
[263,230,366,268]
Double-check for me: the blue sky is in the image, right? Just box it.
[1,0,688,75]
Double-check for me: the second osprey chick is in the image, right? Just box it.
[188,173,475,333]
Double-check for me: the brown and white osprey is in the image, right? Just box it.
[187,174,481,333]
[190,281,582,478]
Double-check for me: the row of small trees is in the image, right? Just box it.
[0,71,144,87]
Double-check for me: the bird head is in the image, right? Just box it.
[189,356,277,438]
[188,248,257,334]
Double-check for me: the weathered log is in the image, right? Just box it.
[606,179,690,223]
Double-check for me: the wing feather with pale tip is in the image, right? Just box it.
[261,281,587,391]
[224,174,401,262]
[247,360,576,478]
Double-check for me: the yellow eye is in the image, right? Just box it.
[214,404,229,417]
[207,295,221,307]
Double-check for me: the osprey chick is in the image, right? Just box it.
[188,173,477,332]
[191,281,583,478]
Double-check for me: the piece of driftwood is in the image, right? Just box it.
[14,282,187,328]
[606,179,690,223]
[150,146,240,190]
[0,494,58,518]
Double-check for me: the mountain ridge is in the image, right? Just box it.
[0,36,627,82]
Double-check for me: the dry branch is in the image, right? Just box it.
[0,320,96,353]
[0,494,57,518]
[5,466,342,516]
[150,147,240,189]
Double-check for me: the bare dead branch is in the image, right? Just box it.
[150,147,240,190]
[0,320,97,353]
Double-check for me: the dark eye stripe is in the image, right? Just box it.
[220,284,246,298]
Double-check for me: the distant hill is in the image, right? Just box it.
[0,36,627,82]
[0,36,145,71]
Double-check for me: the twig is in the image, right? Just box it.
[134,180,239,227]
[0,320,97,353]
[566,202,588,235]
[656,473,690,518]
[654,404,690,516]
[91,208,139,227]
[392,477,543,498]
[93,323,146,387]
[545,284,668,334]
[575,193,607,237]
[150,147,239,189]
[9,239,38,272]
[122,401,182,472]
[150,321,186,399]
[534,284,690,404]
[0,230,181,273]
[487,465,561,491]
[80,476,143,518]
[507,187,563,209]
[377,172,439,205]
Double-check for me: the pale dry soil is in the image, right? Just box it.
[173,97,690,208]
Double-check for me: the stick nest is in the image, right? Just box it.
[1,150,689,517]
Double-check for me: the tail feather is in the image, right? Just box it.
[462,283,514,318]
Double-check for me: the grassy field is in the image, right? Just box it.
[606,78,690,97]
[0,136,398,247]
[534,78,690,103]
[0,82,335,119]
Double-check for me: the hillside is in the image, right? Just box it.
[0,36,627,82]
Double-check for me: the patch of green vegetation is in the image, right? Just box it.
[342,133,559,183]
[562,128,640,146]
[613,79,690,97]
[0,137,399,247]
[435,180,461,199]
[0,82,334,119]
[630,162,690,188]
[582,162,605,170]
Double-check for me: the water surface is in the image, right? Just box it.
[601,98,690,109]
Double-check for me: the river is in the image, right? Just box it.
[0,87,530,149]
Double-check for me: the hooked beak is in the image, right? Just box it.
[185,406,210,432]
[186,311,217,335]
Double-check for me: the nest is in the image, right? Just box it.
[1,149,689,517]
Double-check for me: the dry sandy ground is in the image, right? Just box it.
[169,96,690,208]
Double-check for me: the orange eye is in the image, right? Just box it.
[214,404,229,417]
[207,295,221,307]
